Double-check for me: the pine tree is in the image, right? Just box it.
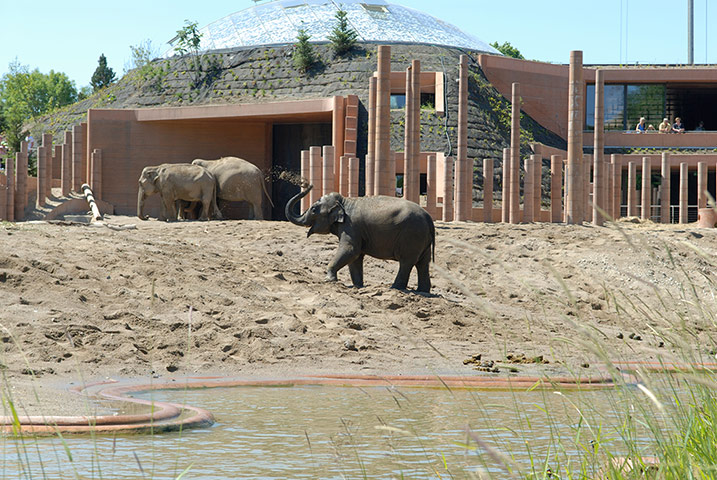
[293,28,316,74]
[90,54,116,92]
[328,9,358,56]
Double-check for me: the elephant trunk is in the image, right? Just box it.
[285,185,313,226]
[137,188,149,220]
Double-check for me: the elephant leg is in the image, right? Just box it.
[199,198,211,220]
[164,197,178,221]
[415,248,432,293]
[347,254,365,288]
[250,201,264,220]
[391,261,413,291]
[326,243,360,283]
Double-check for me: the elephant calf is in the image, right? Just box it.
[137,163,218,221]
[286,186,435,293]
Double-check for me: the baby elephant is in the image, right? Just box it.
[286,186,435,292]
[137,163,218,221]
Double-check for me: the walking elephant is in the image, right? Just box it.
[137,163,218,221]
[191,157,274,220]
[285,185,435,292]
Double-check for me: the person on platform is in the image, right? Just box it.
[658,118,671,133]
[672,117,685,133]
[635,117,647,133]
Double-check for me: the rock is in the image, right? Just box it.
[343,339,357,351]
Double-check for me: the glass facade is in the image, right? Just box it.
[586,84,666,131]
[165,0,499,56]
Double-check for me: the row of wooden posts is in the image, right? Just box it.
[0,124,103,221]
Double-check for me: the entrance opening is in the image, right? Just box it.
[272,123,332,220]
[666,86,717,130]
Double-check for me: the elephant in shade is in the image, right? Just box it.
[137,163,219,221]
[285,185,435,293]
[191,157,274,220]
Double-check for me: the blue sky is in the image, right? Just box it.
[2,0,714,89]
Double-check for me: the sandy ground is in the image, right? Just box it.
[2,213,717,416]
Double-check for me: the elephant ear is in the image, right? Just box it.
[329,203,345,224]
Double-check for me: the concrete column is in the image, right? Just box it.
[566,50,584,224]
[80,122,88,185]
[309,146,322,205]
[593,69,605,226]
[442,156,454,222]
[533,155,541,220]
[658,153,669,223]
[348,157,359,198]
[332,96,345,191]
[583,154,592,223]
[563,163,569,222]
[455,54,469,221]
[611,155,621,219]
[61,131,72,196]
[550,155,562,223]
[641,157,651,220]
[502,147,510,223]
[483,158,493,223]
[5,154,14,222]
[523,157,534,222]
[627,161,637,217]
[679,162,689,223]
[72,124,83,191]
[367,77,376,196]
[403,65,415,202]
[339,155,349,196]
[36,146,46,208]
[698,161,708,209]
[53,145,61,193]
[411,59,421,205]
[375,45,391,196]
[427,154,437,217]
[301,150,310,212]
[91,149,102,199]
[509,83,521,224]
[322,145,335,197]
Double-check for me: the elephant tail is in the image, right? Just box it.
[430,219,436,262]
[262,179,275,208]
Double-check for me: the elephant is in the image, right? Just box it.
[285,185,435,292]
[191,157,274,220]
[137,163,219,221]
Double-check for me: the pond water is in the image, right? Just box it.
[2,384,652,479]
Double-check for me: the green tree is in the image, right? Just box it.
[90,54,116,91]
[490,41,525,60]
[0,61,77,151]
[293,28,316,74]
[174,20,203,86]
[327,9,358,56]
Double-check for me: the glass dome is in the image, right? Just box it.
[167,0,500,55]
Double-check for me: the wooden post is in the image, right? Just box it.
[523,157,534,222]
[403,65,415,202]
[442,156,454,222]
[550,154,562,222]
[642,157,651,220]
[90,149,102,199]
[679,162,688,223]
[483,158,493,222]
[375,45,391,196]
[339,155,349,196]
[6,153,15,222]
[455,55,469,221]
[42,133,53,200]
[72,124,83,191]
[301,150,310,212]
[566,51,584,224]
[309,146,322,205]
[322,145,335,197]
[533,154,541,220]
[348,157,359,198]
[36,146,46,208]
[502,147,510,223]
[593,69,605,226]
[509,83,521,224]
[367,77,376,196]
[611,155,621,219]
[411,59,421,205]
[427,154,437,218]
[698,161,707,209]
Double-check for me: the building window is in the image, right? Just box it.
[390,93,437,110]
[586,84,665,131]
